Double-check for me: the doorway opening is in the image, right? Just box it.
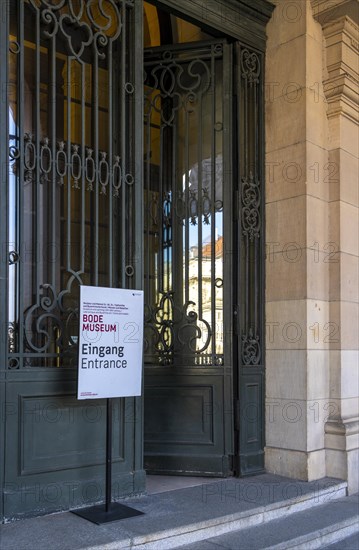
[143,2,235,478]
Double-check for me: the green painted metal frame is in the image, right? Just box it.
[152,0,274,50]
[143,39,235,475]
[133,3,145,484]
[0,0,10,522]
[234,42,267,475]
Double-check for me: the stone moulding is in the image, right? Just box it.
[311,0,359,26]
[322,16,359,123]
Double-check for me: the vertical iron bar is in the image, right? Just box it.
[259,53,265,354]
[244,77,249,332]
[253,83,258,333]
[145,113,151,297]
[18,0,25,361]
[159,124,164,292]
[0,0,9,516]
[126,7,135,292]
[245,234,249,330]
[67,58,72,271]
[259,50,265,458]
[222,42,233,452]
[132,0,143,476]
[184,111,189,305]
[171,117,177,298]
[108,43,113,287]
[81,62,86,274]
[244,62,248,177]
[35,7,40,295]
[50,31,56,287]
[254,80,258,178]
[210,48,216,362]
[120,3,126,287]
[197,91,203,319]
[93,51,99,286]
[171,117,179,303]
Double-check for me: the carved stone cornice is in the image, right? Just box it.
[322,16,359,122]
[311,0,359,26]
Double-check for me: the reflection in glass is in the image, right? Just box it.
[144,42,225,366]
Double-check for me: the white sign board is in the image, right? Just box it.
[77,286,144,400]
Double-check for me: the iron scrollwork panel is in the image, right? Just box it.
[7,0,139,368]
[235,43,266,475]
[238,46,263,367]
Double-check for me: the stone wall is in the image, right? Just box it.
[265,0,358,492]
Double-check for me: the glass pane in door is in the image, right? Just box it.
[144,42,225,367]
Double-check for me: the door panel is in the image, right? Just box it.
[234,43,266,475]
[143,41,233,475]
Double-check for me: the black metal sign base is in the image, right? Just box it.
[72,502,144,525]
[71,399,144,525]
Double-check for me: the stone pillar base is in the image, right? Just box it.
[265,447,326,481]
[325,419,359,494]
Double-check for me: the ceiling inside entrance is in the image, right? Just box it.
[144,2,214,47]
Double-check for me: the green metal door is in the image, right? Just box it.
[1,0,144,521]
[143,40,234,475]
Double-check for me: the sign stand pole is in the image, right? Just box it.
[72,398,144,524]
[105,397,112,513]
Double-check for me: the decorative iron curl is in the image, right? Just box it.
[241,172,261,240]
[178,301,212,354]
[9,144,20,176]
[8,322,16,354]
[22,134,122,195]
[144,55,212,126]
[56,141,67,186]
[29,0,122,61]
[24,284,65,353]
[240,49,260,85]
[144,292,212,364]
[24,272,82,355]
[241,328,261,366]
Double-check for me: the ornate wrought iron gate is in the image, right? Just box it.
[2,0,143,520]
[142,40,234,475]
[0,0,271,523]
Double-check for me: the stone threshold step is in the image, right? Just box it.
[180,493,359,550]
[84,478,348,550]
[0,475,348,550]
[323,532,359,550]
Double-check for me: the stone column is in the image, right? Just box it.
[320,13,359,495]
[265,0,359,493]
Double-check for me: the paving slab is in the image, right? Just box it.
[0,474,347,550]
